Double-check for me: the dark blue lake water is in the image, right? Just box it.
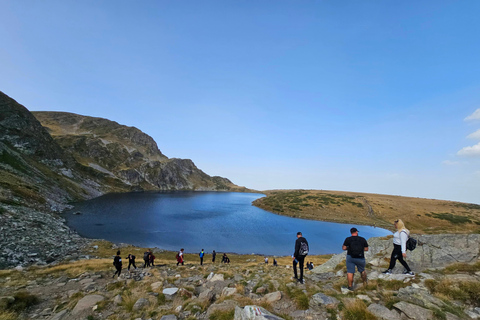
[64,192,391,255]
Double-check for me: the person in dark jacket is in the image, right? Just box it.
[149,252,155,267]
[126,254,137,271]
[212,250,216,263]
[293,232,309,284]
[113,250,122,278]
[143,250,151,268]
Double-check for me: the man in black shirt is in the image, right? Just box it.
[293,232,309,284]
[112,250,122,278]
[342,228,368,291]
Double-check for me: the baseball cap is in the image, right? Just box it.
[350,227,359,233]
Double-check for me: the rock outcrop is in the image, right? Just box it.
[313,234,480,274]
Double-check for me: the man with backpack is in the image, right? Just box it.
[112,250,122,278]
[293,231,309,284]
[342,227,369,291]
[126,253,137,271]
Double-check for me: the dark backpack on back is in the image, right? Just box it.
[406,237,417,251]
[349,237,365,258]
[144,252,150,260]
[299,240,309,256]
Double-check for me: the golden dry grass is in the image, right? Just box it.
[254,189,480,234]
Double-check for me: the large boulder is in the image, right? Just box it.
[393,301,433,320]
[71,294,104,316]
[367,303,401,320]
[234,305,284,320]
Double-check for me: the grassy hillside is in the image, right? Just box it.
[253,190,480,234]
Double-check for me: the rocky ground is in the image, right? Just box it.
[1,241,479,320]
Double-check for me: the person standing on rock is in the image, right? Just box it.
[265,257,268,264]
[199,249,205,265]
[293,231,309,284]
[212,250,216,263]
[112,250,122,278]
[177,248,184,266]
[126,253,137,271]
[382,219,414,276]
[342,227,369,291]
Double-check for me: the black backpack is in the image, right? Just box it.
[299,240,309,256]
[406,237,417,251]
[402,231,417,251]
[348,237,365,258]
[144,252,150,260]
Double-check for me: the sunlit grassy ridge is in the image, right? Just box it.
[254,189,480,234]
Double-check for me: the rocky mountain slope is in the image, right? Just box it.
[1,237,479,320]
[0,91,247,268]
[32,111,240,192]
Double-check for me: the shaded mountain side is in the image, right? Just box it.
[0,92,130,212]
[32,111,244,191]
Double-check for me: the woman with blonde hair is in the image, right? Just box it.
[382,219,414,275]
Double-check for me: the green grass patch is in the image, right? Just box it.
[427,212,472,224]
[209,309,235,320]
[0,291,39,312]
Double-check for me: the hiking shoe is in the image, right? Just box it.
[347,286,354,291]
[403,271,415,276]
[382,269,392,274]
[298,279,304,284]
[292,276,298,280]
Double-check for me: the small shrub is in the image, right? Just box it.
[342,300,376,320]
[1,291,39,312]
[209,309,235,320]
[444,261,480,274]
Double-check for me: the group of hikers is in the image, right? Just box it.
[112,218,415,291]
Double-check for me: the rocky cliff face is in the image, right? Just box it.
[32,111,239,191]
[0,91,245,268]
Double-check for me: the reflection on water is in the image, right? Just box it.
[64,192,391,255]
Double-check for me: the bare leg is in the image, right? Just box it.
[347,273,354,288]
[361,271,367,286]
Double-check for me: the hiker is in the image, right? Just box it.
[382,219,414,275]
[212,250,216,263]
[293,231,309,284]
[112,250,122,278]
[310,262,314,269]
[273,259,278,267]
[176,248,184,266]
[342,227,369,291]
[222,253,230,264]
[199,249,205,265]
[143,250,151,268]
[306,262,311,270]
[149,252,155,267]
[265,257,268,264]
[126,253,137,271]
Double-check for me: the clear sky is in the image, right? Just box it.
[1,1,480,204]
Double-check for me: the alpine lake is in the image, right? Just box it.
[64,192,391,256]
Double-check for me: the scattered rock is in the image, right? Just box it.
[263,291,282,303]
[49,309,68,320]
[163,287,179,300]
[151,281,163,290]
[222,287,236,297]
[71,294,105,316]
[255,287,266,294]
[356,294,372,303]
[393,301,433,320]
[309,293,339,308]
[114,294,123,305]
[367,303,401,320]
[234,305,284,320]
[209,274,224,282]
[160,315,178,320]
[133,298,150,311]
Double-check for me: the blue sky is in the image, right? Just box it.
[1,1,480,203]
